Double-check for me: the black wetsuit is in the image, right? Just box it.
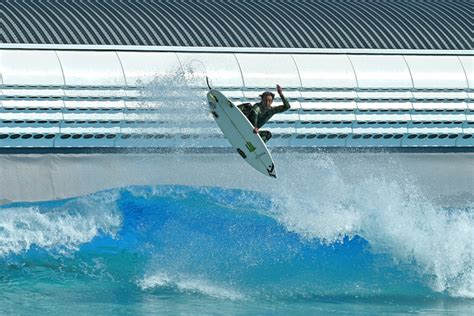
[239,96,291,142]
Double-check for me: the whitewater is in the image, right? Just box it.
[1,72,473,314]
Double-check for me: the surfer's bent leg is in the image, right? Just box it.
[259,130,272,143]
[247,111,257,124]
[238,103,253,117]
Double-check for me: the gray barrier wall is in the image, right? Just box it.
[1,153,473,203]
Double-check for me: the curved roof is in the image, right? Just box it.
[2,0,471,50]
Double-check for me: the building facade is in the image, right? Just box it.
[1,0,473,150]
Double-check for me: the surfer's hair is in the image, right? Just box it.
[259,91,275,100]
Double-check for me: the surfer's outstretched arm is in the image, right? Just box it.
[271,84,291,114]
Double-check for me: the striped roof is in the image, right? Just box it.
[2,0,472,50]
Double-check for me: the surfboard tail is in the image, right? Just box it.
[267,163,277,178]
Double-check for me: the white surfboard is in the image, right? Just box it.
[207,89,277,178]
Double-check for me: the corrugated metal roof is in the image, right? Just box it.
[2,0,472,50]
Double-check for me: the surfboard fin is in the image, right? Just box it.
[267,163,277,178]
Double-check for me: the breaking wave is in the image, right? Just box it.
[1,180,472,300]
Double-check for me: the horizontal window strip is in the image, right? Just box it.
[1,96,472,103]
[2,120,471,125]
[0,133,471,141]
[1,108,471,115]
[1,85,473,93]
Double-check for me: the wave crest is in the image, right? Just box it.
[0,191,122,257]
[269,154,474,298]
[138,272,245,300]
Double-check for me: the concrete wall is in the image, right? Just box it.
[1,152,473,204]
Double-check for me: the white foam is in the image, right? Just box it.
[268,153,474,298]
[0,191,122,257]
[138,272,245,301]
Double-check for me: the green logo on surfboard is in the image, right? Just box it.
[246,142,256,152]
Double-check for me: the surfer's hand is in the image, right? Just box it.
[253,127,259,134]
[276,84,283,96]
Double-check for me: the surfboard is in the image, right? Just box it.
[207,89,277,178]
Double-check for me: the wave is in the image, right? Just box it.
[0,191,121,257]
[1,181,473,300]
[268,154,474,298]
[138,272,245,300]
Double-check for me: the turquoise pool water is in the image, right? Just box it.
[1,184,473,315]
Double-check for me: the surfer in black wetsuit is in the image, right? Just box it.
[238,84,291,143]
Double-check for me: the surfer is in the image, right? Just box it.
[238,84,291,143]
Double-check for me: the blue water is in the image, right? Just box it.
[1,185,473,315]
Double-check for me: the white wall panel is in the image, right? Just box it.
[272,111,300,121]
[299,91,357,99]
[62,112,124,121]
[64,89,125,97]
[347,135,403,147]
[299,112,356,121]
[122,112,167,121]
[57,51,125,86]
[405,56,467,89]
[290,134,348,147]
[407,126,463,134]
[2,88,64,97]
[300,101,357,110]
[64,100,126,109]
[120,127,178,135]
[355,112,411,121]
[0,50,64,85]
[356,101,412,110]
[1,100,64,109]
[410,112,466,121]
[118,52,181,86]
[293,55,356,88]
[412,102,467,110]
[220,90,245,100]
[177,53,243,88]
[0,127,60,133]
[0,112,63,120]
[459,56,473,88]
[412,91,468,100]
[267,124,297,134]
[236,54,300,88]
[350,55,413,88]
[352,126,408,134]
[242,90,301,100]
[356,91,413,99]
[1,50,473,150]
[296,126,352,134]
[60,127,121,134]
[125,101,151,109]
